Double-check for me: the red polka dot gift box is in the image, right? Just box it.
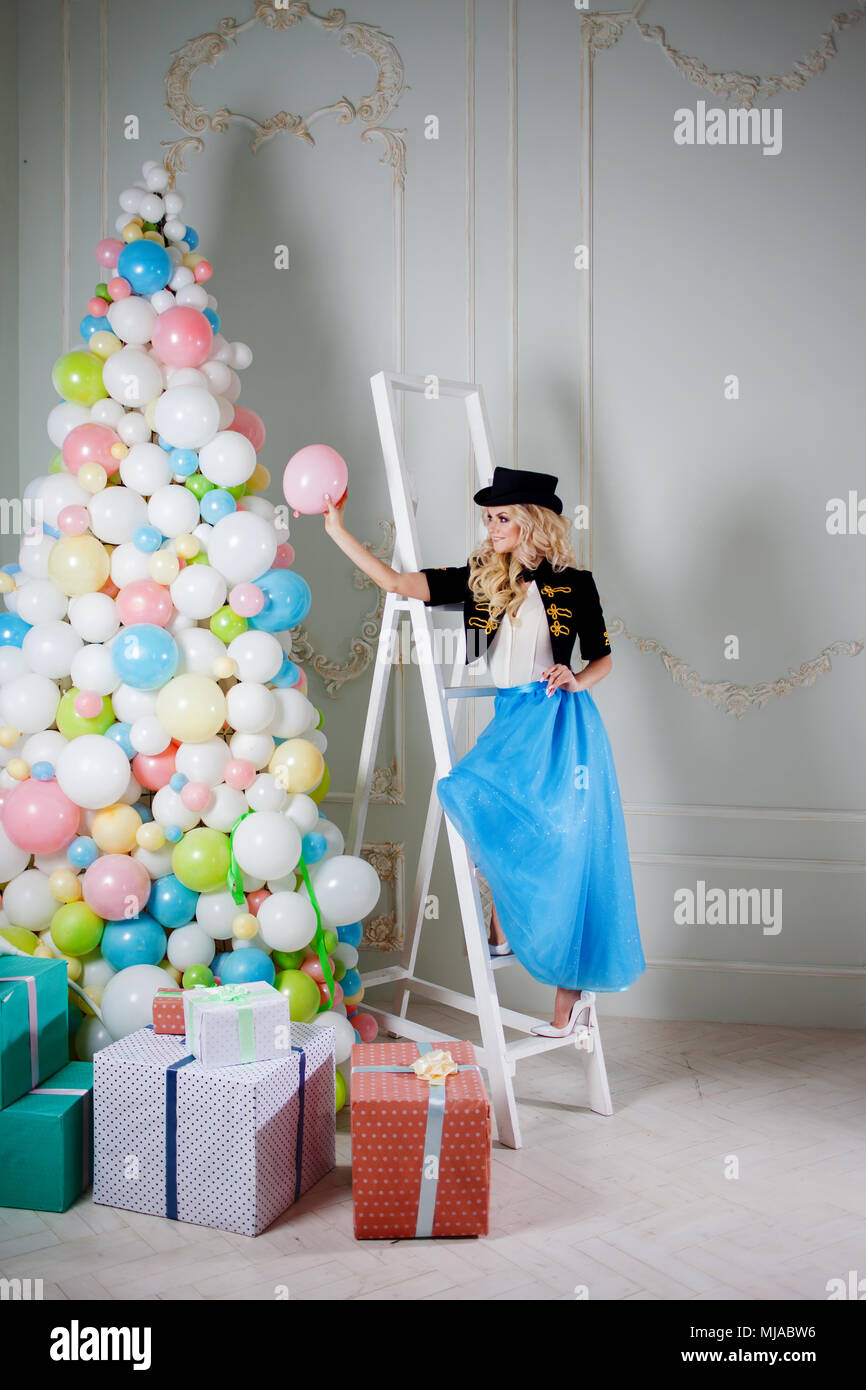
[151,987,185,1035]
[93,1021,336,1237]
[350,1039,492,1239]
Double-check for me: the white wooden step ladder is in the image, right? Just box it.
[346,371,613,1150]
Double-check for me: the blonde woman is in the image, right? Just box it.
[323,466,644,1036]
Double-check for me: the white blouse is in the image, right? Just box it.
[471,580,555,688]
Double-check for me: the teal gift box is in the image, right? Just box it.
[0,957,69,1109]
[0,1060,93,1211]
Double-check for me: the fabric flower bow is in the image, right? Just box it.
[410,1049,459,1086]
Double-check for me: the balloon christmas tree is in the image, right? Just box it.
[0,157,381,1111]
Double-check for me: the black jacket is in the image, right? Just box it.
[420,555,611,668]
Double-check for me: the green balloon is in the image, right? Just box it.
[185,473,214,501]
[210,606,247,644]
[333,957,347,982]
[0,927,38,954]
[56,689,115,739]
[273,969,321,1023]
[51,350,107,406]
[172,828,231,892]
[94,283,111,302]
[51,902,104,956]
[182,964,214,989]
[187,550,211,566]
[271,948,304,970]
[226,483,246,500]
[335,1068,347,1113]
[321,929,338,955]
[49,450,64,474]
[315,706,324,730]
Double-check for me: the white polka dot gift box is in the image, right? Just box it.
[350,1039,492,1239]
[181,980,293,1068]
[92,1022,336,1237]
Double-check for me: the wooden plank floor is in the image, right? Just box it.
[2,1004,864,1301]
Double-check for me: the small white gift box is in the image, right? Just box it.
[92,1022,336,1237]
[182,980,292,1068]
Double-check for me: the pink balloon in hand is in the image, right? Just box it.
[282,445,347,519]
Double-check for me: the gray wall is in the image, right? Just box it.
[8,0,866,1027]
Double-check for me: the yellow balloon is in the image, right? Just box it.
[89,331,122,359]
[232,913,259,940]
[61,954,83,982]
[47,534,110,596]
[143,231,166,246]
[247,463,270,492]
[0,573,14,594]
[49,869,82,903]
[0,725,19,747]
[79,462,108,493]
[136,821,166,851]
[6,759,29,781]
[212,657,236,680]
[92,803,142,854]
[268,738,324,794]
[34,943,54,958]
[122,221,144,242]
[175,534,200,560]
[149,551,179,585]
[156,674,227,744]
[160,962,182,983]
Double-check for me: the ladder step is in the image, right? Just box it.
[505,1032,594,1062]
[358,964,409,989]
[442,686,497,699]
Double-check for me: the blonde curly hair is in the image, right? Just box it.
[468,503,578,626]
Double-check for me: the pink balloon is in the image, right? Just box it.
[353,1012,379,1043]
[58,505,91,536]
[62,423,121,478]
[107,277,131,300]
[292,668,308,695]
[180,781,210,812]
[228,583,264,618]
[150,305,213,368]
[116,579,174,628]
[83,853,151,921]
[223,760,255,791]
[282,445,348,517]
[193,261,213,284]
[87,298,109,318]
[300,956,334,984]
[246,889,270,917]
[132,741,179,792]
[1,778,80,853]
[74,690,103,719]
[229,406,266,454]
[271,542,294,570]
[95,238,124,269]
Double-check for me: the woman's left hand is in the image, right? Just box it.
[542,664,580,696]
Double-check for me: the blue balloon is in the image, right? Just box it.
[116,240,172,295]
[218,948,275,986]
[341,967,362,998]
[199,489,235,524]
[169,449,198,478]
[0,613,31,647]
[111,624,178,690]
[270,655,300,688]
[337,922,363,949]
[101,913,167,971]
[248,570,312,633]
[301,832,327,864]
[183,225,199,251]
[30,761,55,781]
[156,435,174,452]
[133,800,153,823]
[148,873,199,930]
[105,721,135,758]
[68,836,98,869]
[203,308,221,335]
[79,314,105,341]
[133,525,162,553]
[211,951,230,981]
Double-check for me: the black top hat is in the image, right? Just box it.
[472,466,563,515]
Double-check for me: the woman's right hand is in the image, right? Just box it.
[323,487,347,536]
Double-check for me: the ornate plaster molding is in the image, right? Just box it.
[161,1,407,185]
[359,840,404,950]
[606,618,865,718]
[581,1,866,105]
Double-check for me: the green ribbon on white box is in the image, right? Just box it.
[184,982,277,1064]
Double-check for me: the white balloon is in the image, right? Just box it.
[175,736,230,787]
[257,891,317,952]
[174,284,208,311]
[230,342,253,371]
[239,495,279,525]
[22,620,82,680]
[2,869,56,929]
[119,442,172,496]
[111,684,158,723]
[110,541,152,588]
[0,824,30,881]
[0,648,29,686]
[0,672,60,733]
[129,715,170,755]
[17,533,55,580]
[231,810,301,881]
[116,411,151,447]
[163,367,207,390]
[147,484,200,538]
[201,360,232,395]
[33,846,81,875]
[106,296,157,346]
[306,729,327,755]
[101,964,171,1040]
[88,487,148,545]
[315,1011,356,1065]
[15,577,68,626]
[333,942,359,969]
[206,511,277,585]
[22,730,67,766]
[200,782,246,833]
[47,402,90,448]
[198,431,256,489]
[153,385,220,450]
[195,889,242,940]
[227,630,282,684]
[170,565,226,620]
[298,854,380,929]
[228,731,274,769]
[317,817,345,858]
[102,347,164,408]
[37,473,89,527]
[268,688,316,740]
[55,734,131,810]
[152,785,200,832]
[70,643,120,696]
[245,773,287,813]
[226,682,275,734]
[166,923,215,972]
[285,794,321,837]
[68,592,119,644]
[132,843,174,879]
[89,398,125,428]
[174,626,225,677]
[75,1015,114,1060]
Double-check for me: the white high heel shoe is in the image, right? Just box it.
[530,991,595,1038]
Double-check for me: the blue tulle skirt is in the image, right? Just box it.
[436,680,645,992]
